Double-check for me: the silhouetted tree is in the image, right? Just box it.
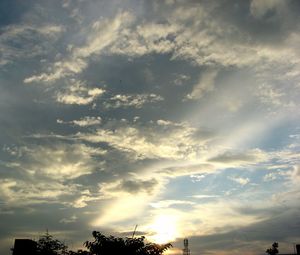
[36,231,68,255]
[266,242,279,255]
[67,250,90,255]
[83,231,172,255]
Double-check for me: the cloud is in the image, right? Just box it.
[173,74,190,86]
[150,200,195,209]
[228,176,250,186]
[118,178,159,194]
[288,165,300,184]
[59,215,78,224]
[75,12,134,58]
[99,177,162,198]
[256,83,292,108]
[57,116,102,127]
[105,93,164,109]
[56,80,105,105]
[179,205,300,255]
[91,177,165,226]
[157,163,216,178]
[208,149,268,166]
[190,174,206,182]
[250,0,287,19]
[14,143,105,180]
[186,70,218,100]
[0,24,64,67]
[23,12,134,84]
[263,172,277,182]
[0,178,77,206]
[110,22,179,56]
[91,193,151,226]
[76,120,209,160]
[191,195,220,199]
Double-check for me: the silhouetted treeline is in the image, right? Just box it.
[12,231,172,255]
[266,242,279,255]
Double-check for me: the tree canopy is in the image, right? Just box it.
[36,231,68,255]
[83,231,172,255]
[34,231,171,255]
[266,242,279,255]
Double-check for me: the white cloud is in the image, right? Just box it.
[288,165,300,184]
[0,24,64,67]
[190,174,206,182]
[0,178,77,206]
[91,177,165,226]
[105,93,164,108]
[91,193,150,226]
[59,215,78,224]
[76,12,134,58]
[110,22,179,56]
[263,172,277,182]
[19,143,105,180]
[24,12,133,84]
[228,176,250,186]
[71,189,102,208]
[76,121,207,160]
[24,72,64,84]
[186,70,218,100]
[155,163,216,178]
[256,83,285,107]
[150,200,195,209]
[191,194,220,199]
[174,74,190,86]
[57,116,102,127]
[56,80,105,105]
[24,58,88,83]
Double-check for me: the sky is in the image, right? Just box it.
[0,0,300,254]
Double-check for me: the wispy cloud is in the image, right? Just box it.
[104,93,163,109]
[56,80,105,105]
[57,116,102,127]
[186,70,218,100]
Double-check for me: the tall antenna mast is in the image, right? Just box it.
[132,225,138,238]
[183,238,190,255]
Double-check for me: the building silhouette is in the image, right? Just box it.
[12,239,37,255]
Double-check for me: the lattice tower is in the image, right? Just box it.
[183,238,190,255]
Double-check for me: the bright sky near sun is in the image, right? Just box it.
[1,0,300,254]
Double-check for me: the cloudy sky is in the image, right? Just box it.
[1,0,300,254]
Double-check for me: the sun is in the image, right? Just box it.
[149,215,178,244]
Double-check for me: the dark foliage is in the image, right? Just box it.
[32,231,171,255]
[83,231,172,255]
[68,250,90,255]
[36,231,68,255]
[266,242,279,255]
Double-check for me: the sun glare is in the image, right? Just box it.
[149,215,178,244]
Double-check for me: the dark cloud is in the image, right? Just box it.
[208,150,266,164]
[172,207,300,255]
[0,0,35,26]
[118,178,158,194]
